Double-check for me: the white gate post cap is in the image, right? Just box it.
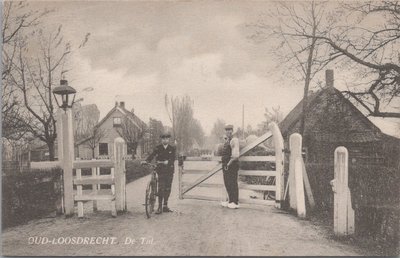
[334,146,348,155]
[114,137,125,144]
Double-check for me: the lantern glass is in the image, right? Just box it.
[53,80,77,110]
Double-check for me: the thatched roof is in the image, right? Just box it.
[279,86,400,142]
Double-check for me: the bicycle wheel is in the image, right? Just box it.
[145,180,156,218]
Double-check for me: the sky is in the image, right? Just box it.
[24,0,343,134]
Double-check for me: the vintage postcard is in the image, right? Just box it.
[1,0,399,256]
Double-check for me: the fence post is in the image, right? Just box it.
[289,133,302,210]
[91,166,98,211]
[269,122,284,209]
[57,109,75,217]
[295,157,306,218]
[331,146,355,236]
[114,137,127,212]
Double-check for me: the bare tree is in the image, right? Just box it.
[259,1,400,118]
[8,25,72,160]
[116,117,146,156]
[73,103,100,142]
[257,106,283,134]
[7,17,90,160]
[248,1,335,135]
[209,118,226,144]
[190,118,205,148]
[2,1,50,141]
[319,2,400,118]
[84,126,106,159]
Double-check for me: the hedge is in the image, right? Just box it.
[125,160,152,183]
[2,168,63,228]
[306,163,399,250]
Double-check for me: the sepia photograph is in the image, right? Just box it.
[1,0,399,256]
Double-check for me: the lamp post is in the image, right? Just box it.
[53,79,76,217]
[53,79,77,111]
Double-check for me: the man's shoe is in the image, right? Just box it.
[155,207,162,214]
[221,201,229,207]
[228,202,239,209]
[163,206,172,212]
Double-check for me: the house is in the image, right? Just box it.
[75,101,148,159]
[279,70,400,167]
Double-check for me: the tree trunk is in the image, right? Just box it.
[48,141,55,161]
[91,148,95,159]
[299,2,317,139]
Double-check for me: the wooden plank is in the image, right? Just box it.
[114,137,126,212]
[289,133,302,210]
[301,158,315,209]
[182,165,222,195]
[73,160,114,169]
[185,156,221,161]
[182,131,273,195]
[239,198,275,206]
[183,169,208,174]
[239,170,276,176]
[347,188,355,234]
[30,161,61,170]
[295,158,306,218]
[74,194,116,201]
[183,195,220,202]
[74,175,114,185]
[183,194,275,206]
[182,182,224,188]
[61,109,74,216]
[239,184,276,191]
[92,167,98,212]
[239,131,273,155]
[111,168,115,195]
[269,122,285,209]
[76,168,84,218]
[239,156,275,162]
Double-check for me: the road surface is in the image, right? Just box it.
[2,164,367,256]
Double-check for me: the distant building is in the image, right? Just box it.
[75,102,147,159]
[279,70,400,167]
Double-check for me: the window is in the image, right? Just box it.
[113,117,121,127]
[99,143,108,156]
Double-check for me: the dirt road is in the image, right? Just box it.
[2,168,367,256]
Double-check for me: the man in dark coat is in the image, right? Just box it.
[142,132,176,214]
[221,124,240,209]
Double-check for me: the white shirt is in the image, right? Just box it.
[230,137,240,159]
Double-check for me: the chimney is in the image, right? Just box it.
[131,108,135,114]
[119,101,125,109]
[115,101,118,107]
[326,69,334,88]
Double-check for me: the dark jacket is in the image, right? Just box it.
[146,144,176,173]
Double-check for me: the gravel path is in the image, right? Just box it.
[2,166,367,256]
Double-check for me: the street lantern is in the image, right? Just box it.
[53,79,77,111]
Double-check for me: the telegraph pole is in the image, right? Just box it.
[242,104,245,140]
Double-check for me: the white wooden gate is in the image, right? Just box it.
[178,122,285,208]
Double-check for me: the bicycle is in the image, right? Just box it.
[142,161,168,218]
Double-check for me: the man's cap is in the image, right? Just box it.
[160,131,171,138]
[224,124,234,130]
